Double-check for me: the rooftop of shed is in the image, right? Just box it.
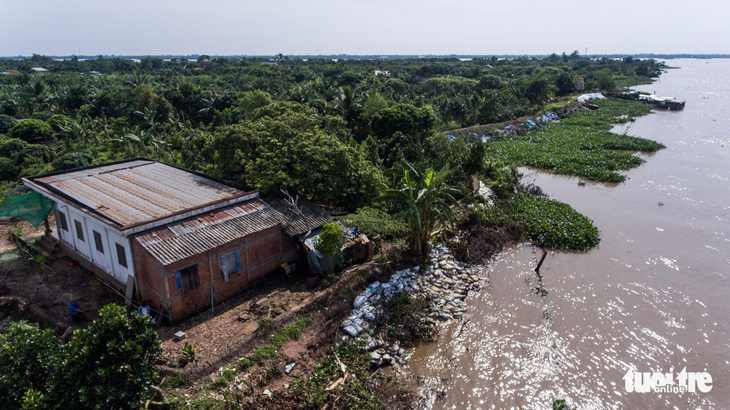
[23,159,257,233]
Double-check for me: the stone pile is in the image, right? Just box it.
[340,245,481,367]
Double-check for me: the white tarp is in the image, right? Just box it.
[576,93,606,103]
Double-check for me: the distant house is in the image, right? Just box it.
[23,159,331,320]
[374,70,391,77]
[31,67,48,73]
[1,70,21,75]
[84,71,102,76]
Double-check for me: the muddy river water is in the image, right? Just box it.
[406,59,730,409]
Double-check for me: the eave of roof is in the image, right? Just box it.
[134,199,277,265]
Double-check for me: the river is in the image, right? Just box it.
[406,59,730,409]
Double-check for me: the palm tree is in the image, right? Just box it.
[374,160,464,259]
[333,85,366,122]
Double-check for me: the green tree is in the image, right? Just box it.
[212,103,384,209]
[595,68,616,91]
[0,322,59,408]
[316,221,346,265]
[0,114,17,134]
[369,104,435,143]
[8,119,53,142]
[374,160,464,258]
[54,152,93,171]
[0,304,162,409]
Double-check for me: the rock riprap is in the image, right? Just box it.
[340,245,481,367]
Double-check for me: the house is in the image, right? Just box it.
[31,67,48,73]
[1,70,21,75]
[22,159,331,320]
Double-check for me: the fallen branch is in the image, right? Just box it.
[325,348,349,391]
[325,374,348,391]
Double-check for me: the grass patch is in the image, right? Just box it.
[252,317,312,360]
[485,98,664,183]
[509,194,600,251]
[257,317,275,331]
[289,341,381,409]
[237,357,253,372]
[161,375,188,389]
[208,376,229,391]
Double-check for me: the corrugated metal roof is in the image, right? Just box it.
[266,196,333,236]
[33,160,248,229]
[134,196,333,266]
[134,199,278,265]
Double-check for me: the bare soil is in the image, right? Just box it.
[157,261,389,379]
[0,216,45,253]
[0,247,125,335]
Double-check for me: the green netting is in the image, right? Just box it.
[0,191,55,228]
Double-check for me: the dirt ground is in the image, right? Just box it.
[157,272,321,374]
[156,261,388,380]
[0,216,46,253]
[0,248,125,335]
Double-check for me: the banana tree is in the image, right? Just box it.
[374,160,464,259]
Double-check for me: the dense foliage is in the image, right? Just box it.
[509,194,601,251]
[340,207,407,238]
[0,54,665,211]
[0,54,665,243]
[484,99,663,182]
[0,304,162,409]
[316,221,346,258]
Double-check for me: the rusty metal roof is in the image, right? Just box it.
[133,196,333,266]
[29,160,254,230]
[134,199,278,265]
[266,196,333,236]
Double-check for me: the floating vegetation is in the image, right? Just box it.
[509,194,601,251]
[485,98,665,183]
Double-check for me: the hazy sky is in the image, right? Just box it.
[3,0,728,56]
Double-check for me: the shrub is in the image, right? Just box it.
[18,157,49,178]
[0,304,162,409]
[53,152,92,171]
[31,111,53,122]
[181,342,197,361]
[8,119,53,142]
[46,114,68,133]
[161,375,188,389]
[0,157,18,181]
[315,221,345,259]
[340,207,407,238]
[0,138,29,159]
[0,115,16,134]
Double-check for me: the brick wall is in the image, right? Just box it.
[133,225,299,321]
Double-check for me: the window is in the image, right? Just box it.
[74,220,84,242]
[115,243,128,268]
[219,249,241,281]
[58,211,68,231]
[176,265,200,294]
[93,231,104,254]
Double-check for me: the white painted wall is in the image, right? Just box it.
[54,201,134,284]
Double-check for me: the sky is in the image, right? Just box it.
[2,0,729,56]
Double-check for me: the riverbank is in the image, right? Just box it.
[407,59,730,409]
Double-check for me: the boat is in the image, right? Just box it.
[637,94,686,110]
